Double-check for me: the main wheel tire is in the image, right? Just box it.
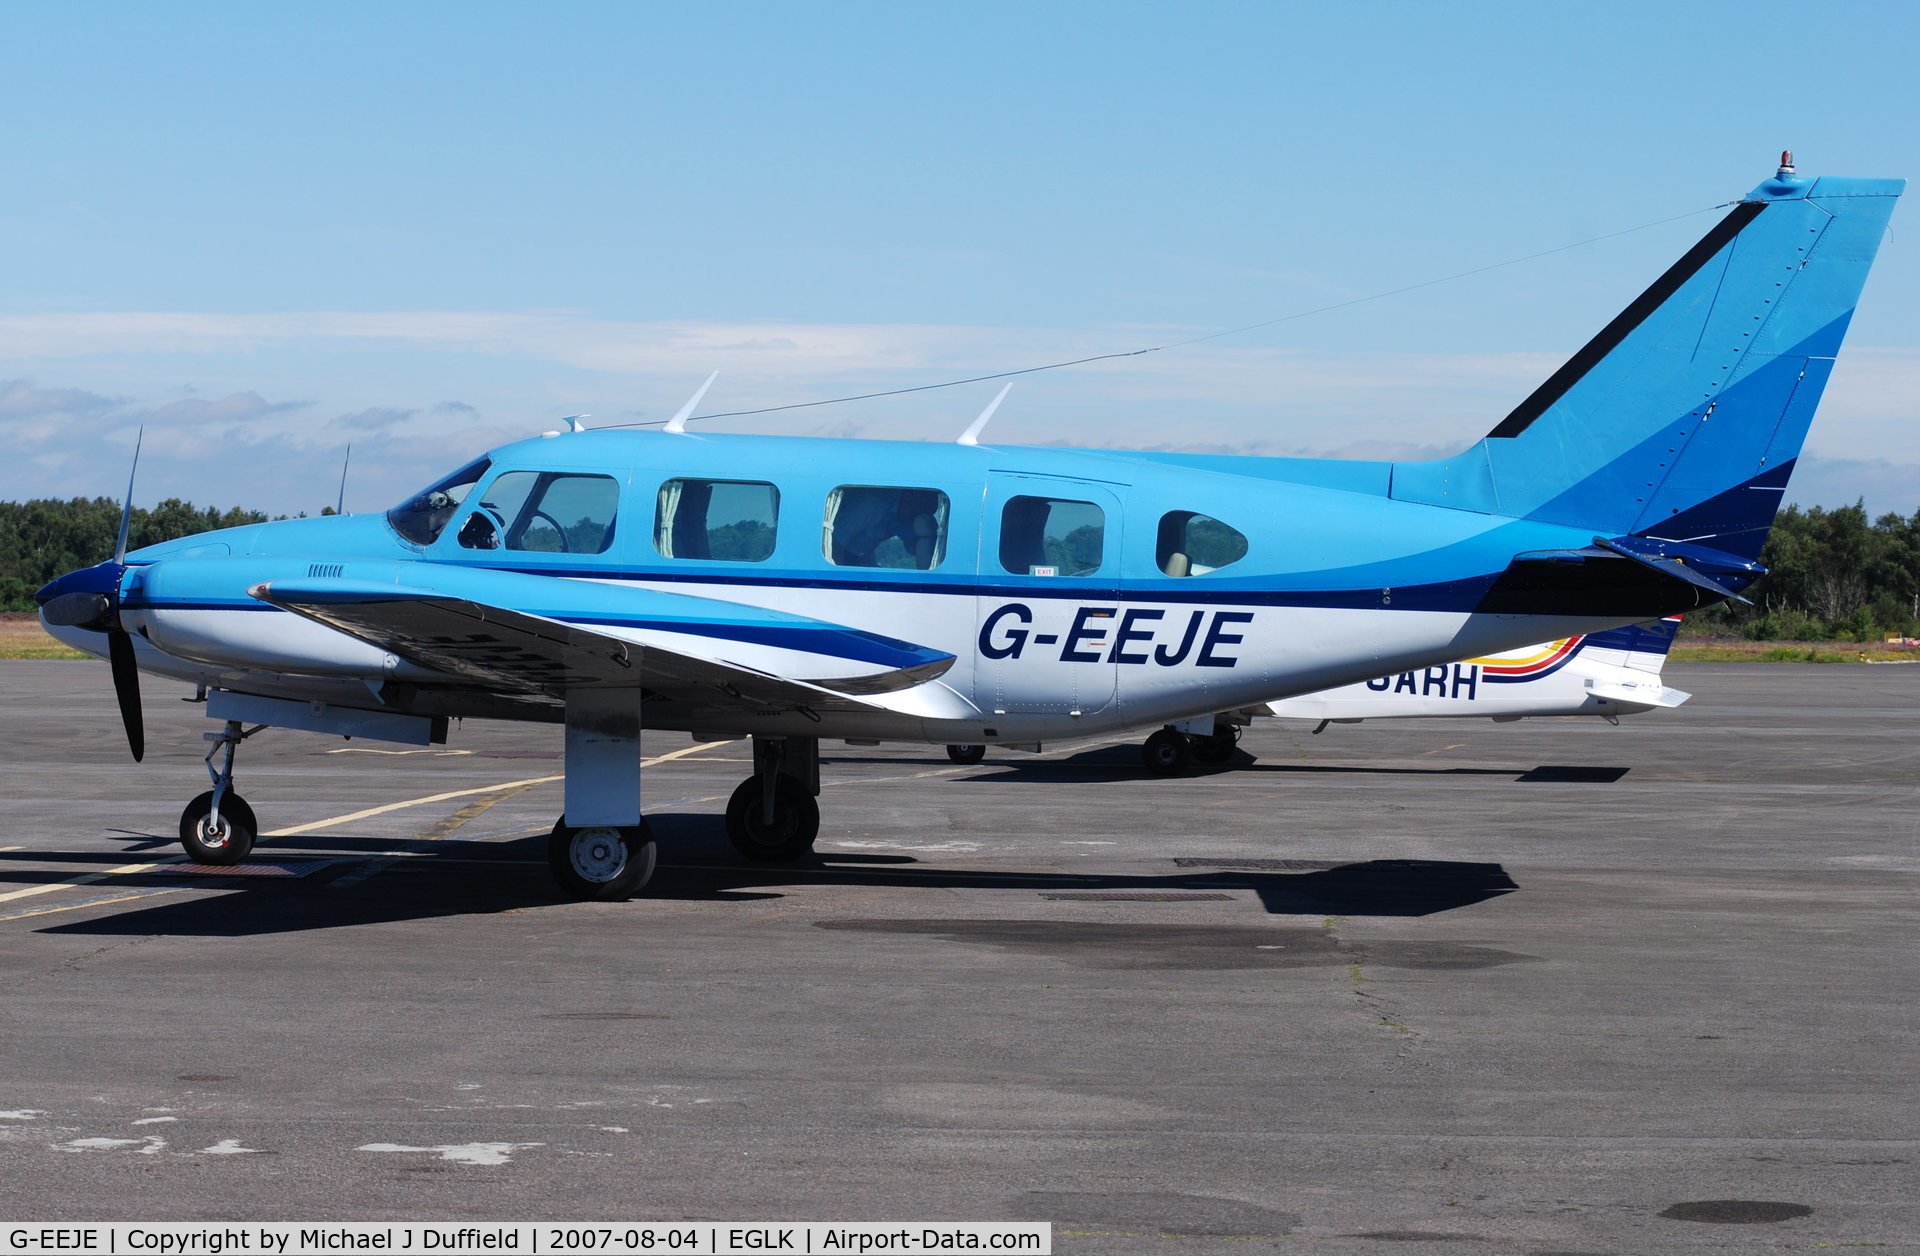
[1191,729,1239,764]
[724,777,821,862]
[548,819,656,901]
[180,791,258,865]
[1141,729,1193,777]
[945,744,987,765]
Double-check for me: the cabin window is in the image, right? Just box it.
[456,471,620,554]
[1157,510,1248,576]
[823,486,950,570]
[386,457,491,546]
[999,496,1104,577]
[654,479,779,561]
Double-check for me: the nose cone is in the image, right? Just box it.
[36,559,127,607]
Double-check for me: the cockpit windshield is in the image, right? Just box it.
[386,457,491,546]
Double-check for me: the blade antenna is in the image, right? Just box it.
[957,383,1012,446]
[114,427,144,564]
[664,372,720,435]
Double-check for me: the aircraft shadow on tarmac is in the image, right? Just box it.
[29,815,1518,938]
[863,745,1631,785]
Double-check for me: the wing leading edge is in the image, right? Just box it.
[249,573,969,721]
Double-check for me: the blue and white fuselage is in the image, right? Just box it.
[35,160,1904,898]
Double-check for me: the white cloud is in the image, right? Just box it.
[0,309,1912,516]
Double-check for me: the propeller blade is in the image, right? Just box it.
[107,628,145,763]
[113,427,144,565]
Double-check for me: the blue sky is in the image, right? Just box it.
[4,1,1916,517]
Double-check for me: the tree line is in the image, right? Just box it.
[0,498,271,611]
[3,495,1917,639]
[1691,503,1920,642]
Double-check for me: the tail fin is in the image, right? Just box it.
[1393,160,1903,559]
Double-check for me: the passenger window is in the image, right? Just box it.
[457,471,620,554]
[999,496,1104,577]
[824,486,950,570]
[1158,511,1248,576]
[655,479,779,561]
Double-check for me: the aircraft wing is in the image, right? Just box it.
[248,574,964,719]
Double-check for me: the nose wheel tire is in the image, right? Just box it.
[945,744,987,765]
[180,791,258,864]
[549,819,656,901]
[725,777,820,862]
[1141,729,1193,777]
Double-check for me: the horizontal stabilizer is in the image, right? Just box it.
[1481,536,1762,617]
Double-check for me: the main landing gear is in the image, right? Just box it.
[548,819,657,901]
[180,720,265,864]
[1140,718,1245,777]
[725,736,821,862]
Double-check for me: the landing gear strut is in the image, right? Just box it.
[726,736,821,862]
[180,719,263,864]
[1190,724,1241,764]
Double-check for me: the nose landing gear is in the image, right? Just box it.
[180,720,264,864]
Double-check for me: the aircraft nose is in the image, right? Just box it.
[35,560,125,613]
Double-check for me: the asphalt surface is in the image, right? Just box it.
[1,659,1915,1253]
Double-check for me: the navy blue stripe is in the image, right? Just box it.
[129,569,1501,618]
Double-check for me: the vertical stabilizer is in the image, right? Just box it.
[1392,161,1903,558]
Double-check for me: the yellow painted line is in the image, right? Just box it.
[263,775,563,837]
[0,845,22,852]
[0,856,186,905]
[264,740,729,837]
[0,889,172,923]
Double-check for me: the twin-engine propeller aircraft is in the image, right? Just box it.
[37,158,1901,900]
[944,616,1689,766]
[1266,615,1689,729]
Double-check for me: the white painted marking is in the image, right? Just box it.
[131,1116,177,1125]
[357,1141,542,1166]
[594,1126,630,1133]
[56,1137,143,1152]
[0,1110,46,1120]
[198,1139,263,1155]
[1063,841,1117,846]
[54,1135,166,1154]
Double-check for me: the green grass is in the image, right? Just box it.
[1670,639,1916,664]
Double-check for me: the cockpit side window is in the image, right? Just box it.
[456,471,620,554]
[387,457,491,546]
[1157,511,1248,576]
